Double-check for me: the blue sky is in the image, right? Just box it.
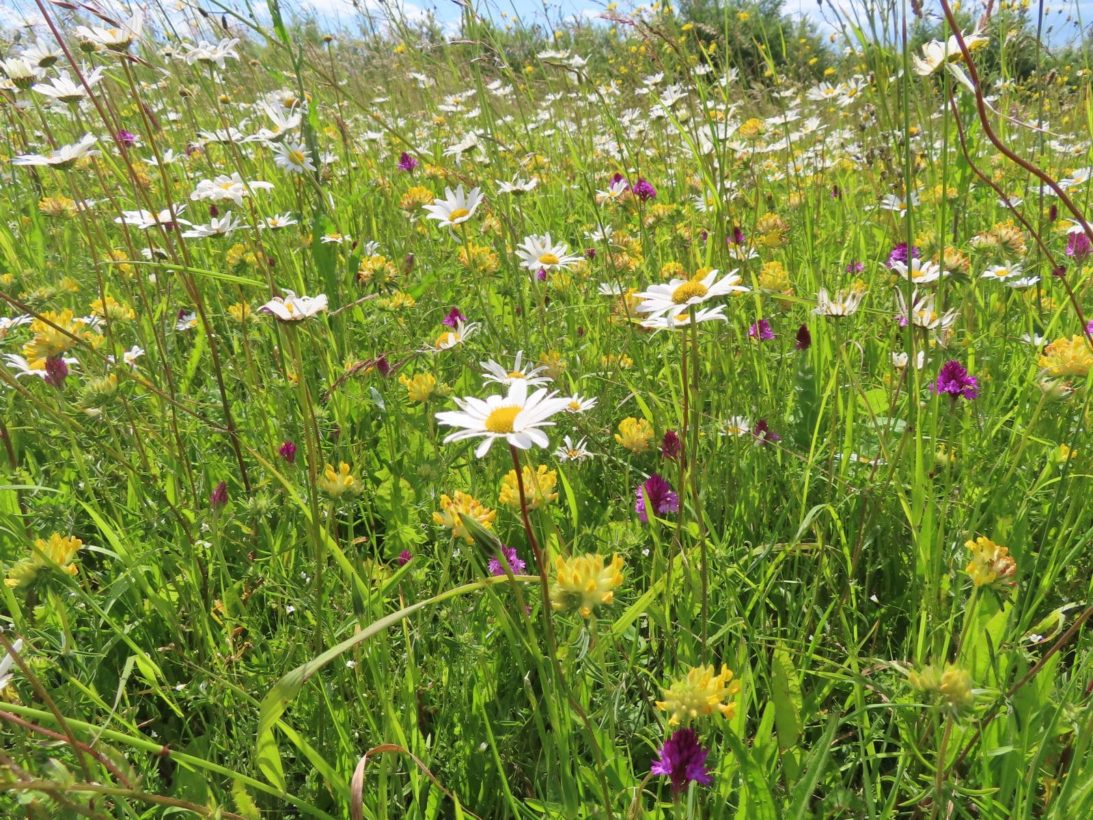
[0,1,1087,46]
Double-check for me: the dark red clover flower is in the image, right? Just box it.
[795,323,812,350]
[650,728,713,794]
[397,152,418,172]
[210,481,229,509]
[279,440,298,463]
[660,430,682,460]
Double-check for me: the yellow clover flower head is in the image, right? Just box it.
[908,664,975,711]
[433,491,496,544]
[615,417,654,453]
[498,464,558,510]
[5,533,83,589]
[656,665,742,725]
[550,553,624,618]
[317,462,363,498]
[1039,335,1092,378]
[399,372,438,403]
[965,536,1017,589]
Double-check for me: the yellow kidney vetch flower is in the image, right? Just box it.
[399,372,437,403]
[908,664,975,711]
[656,665,742,725]
[433,491,496,544]
[6,533,83,589]
[90,295,135,323]
[317,462,363,498]
[550,553,624,618]
[615,417,654,453]
[1039,335,1092,378]
[964,536,1017,589]
[21,309,86,369]
[498,464,558,510]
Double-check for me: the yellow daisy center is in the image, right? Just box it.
[448,207,469,221]
[289,150,306,164]
[671,280,709,304]
[538,253,560,266]
[484,405,521,433]
[993,268,1009,277]
[507,370,527,379]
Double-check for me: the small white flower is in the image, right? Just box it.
[258,291,328,322]
[891,258,948,284]
[480,351,552,387]
[722,416,751,437]
[431,320,480,351]
[555,435,595,462]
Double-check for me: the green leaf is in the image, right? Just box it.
[770,642,802,786]
[255,576,536,788]
[724,731,778,820]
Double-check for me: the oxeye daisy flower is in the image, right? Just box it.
[12,134,99,170]
[895,289,957,331]
[651,729,713,795]
[423,185,483,228]
[480,351,552,387]
[272,141,316,174]
[515,233,582,274]
[813,287,864,317]
[75,10,144,52]
[890,258,948,284]
[550,553,624,617]
[980,262,1022,281]
[555,435,594,462]
[634,270,748,319]
[564,394,597,413]
[258,291,328,321]
[431,319,480,351]
[435,379,573,458]
[640,305,728,330]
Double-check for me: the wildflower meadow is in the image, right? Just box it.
[1,0,1092,816]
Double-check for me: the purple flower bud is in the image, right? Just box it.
[375,355,391,377]
[116,129,138,147]
[279,440,298,463]
[753,419,781,444]
[210,481,229,509]
[397,152,419,172]
[397,550,412,566]
[660,430,682,460]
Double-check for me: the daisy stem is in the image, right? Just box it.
[509,445,614,816]
[688,310,707,661]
